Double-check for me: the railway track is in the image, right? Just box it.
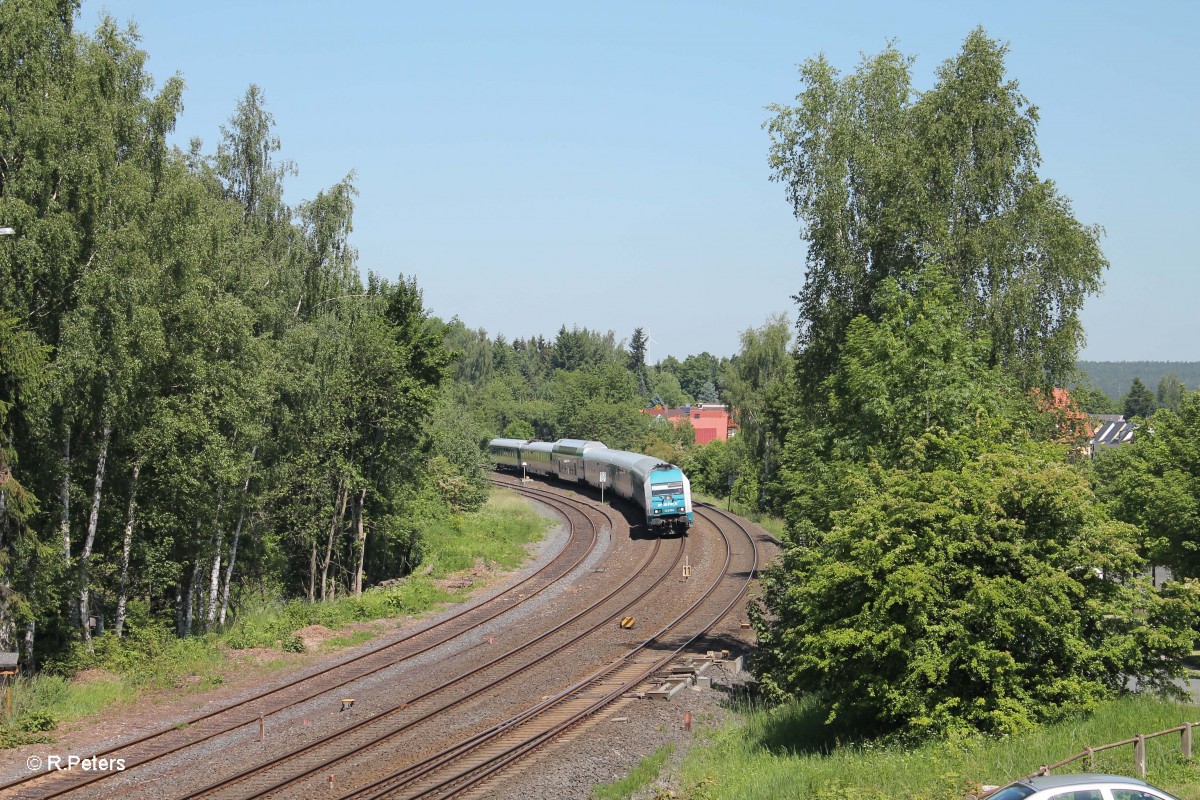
[0,481,615,800]
[173,495,682,799]
[3,483,764,800]
[189,498,757,800]
[335,502,760,800]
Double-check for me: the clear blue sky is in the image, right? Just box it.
[80,1,1198,362]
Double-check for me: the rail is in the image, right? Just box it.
[1,479,601,800]
[179,482,672,798]
[337,501,758,799]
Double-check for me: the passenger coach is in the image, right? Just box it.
[487,438,693,533]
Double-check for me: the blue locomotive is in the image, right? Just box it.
[487,438,694,533]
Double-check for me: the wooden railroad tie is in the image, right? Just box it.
[619,616,636,629]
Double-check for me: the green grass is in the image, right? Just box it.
[0,629,228,748]
[671,695,1200,799]
[2,487,551,748]
[691,491,788,541]
[221,577,462,653]
[591,743,675,800]
[421,488,553,576]
[320,630,377,651]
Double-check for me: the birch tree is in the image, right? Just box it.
[767,28,1106,394]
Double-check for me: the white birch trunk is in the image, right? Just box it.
[59,431,71,561]
[320,481,346,602]
[184,557,200,637]
[115,463,140,637]
[22,619,34,676]
[219,446,257,627]
[205,492,225,625]
[79,421,112,650]
[219,510,245,628]
[183,520,200,637]
[308,540,316,603]
[353,488,367,596]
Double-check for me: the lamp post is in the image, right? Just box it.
[521,461,528,482]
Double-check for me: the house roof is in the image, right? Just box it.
[1090,414,1136,448]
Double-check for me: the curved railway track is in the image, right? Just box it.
[334,501,760,800]
[2,482,766,800]
[186,496,758,800]
[0,481,616,800]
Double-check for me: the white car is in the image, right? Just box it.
[985,773,1182,800]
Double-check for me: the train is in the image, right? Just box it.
[487,438,694,533]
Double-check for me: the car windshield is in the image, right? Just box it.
[985,786,1036,800]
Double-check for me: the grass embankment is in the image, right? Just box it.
[640,696,1200,800]
[1,488,551,748]
[690,491,787,541]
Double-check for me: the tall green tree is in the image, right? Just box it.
[551,362,649,449]
[0,315,50,656]
[1069,380,1119,415]
[1097,390,1200,579]
[766,28,1106,394]
[550,325,622,372]
[216,84,293,230]
[1156,374,1186,413]
[646,369,688,409]
[628,327,650,399]
[0,5,461,666]
[674,352,722,402]
[721,314,792,513]
[1122,377,1157,419]
[758,268,1196,737]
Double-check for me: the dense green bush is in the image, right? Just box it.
[757,267,1199,737]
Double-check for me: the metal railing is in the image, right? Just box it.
[976,721,1199,798]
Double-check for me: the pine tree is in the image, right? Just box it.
[1122,377,1157,418]
[628,327,650,398]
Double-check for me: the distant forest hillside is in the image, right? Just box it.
[1076,362,1200,401]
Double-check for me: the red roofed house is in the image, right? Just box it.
[641,404,737,445]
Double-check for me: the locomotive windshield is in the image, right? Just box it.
[651,482,684,496]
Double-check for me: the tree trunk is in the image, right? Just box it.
[79,421,112,650]
[0,484,8,549]
[308,539,316,603]
[353,487,367,596]
[59,429,71,562]
[60,429,76,628]
[115,463,140,637]
[219,446,257,628]
[184,558,200,637]
[21,619,35,676]
[0,571,15,654]
[219,511,245,628]
[205,491,225,625]
[206,548,221,623]
[320,481,348,602]
[183,521,200,637]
